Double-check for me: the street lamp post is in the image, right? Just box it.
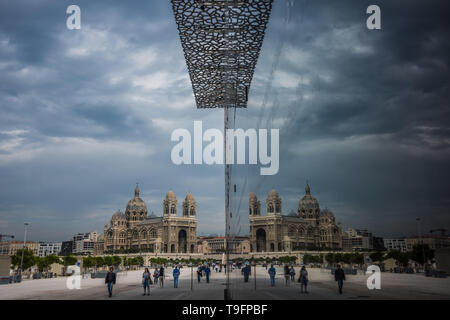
[19,223,29,280]
[416,218,427,274]
[190,255,193,291]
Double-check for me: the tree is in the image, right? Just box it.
[112,256,122,267]
[63,255,78,267]
[369,251,385,264]
[104,256,113,267]
[325,253,335,265]
[410,244,434,266]
[11,249,37,271]
[386,250,410,267]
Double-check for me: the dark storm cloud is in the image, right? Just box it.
[0,0,449,241]
[229,0,450,237]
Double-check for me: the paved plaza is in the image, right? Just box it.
[1,267,449,300]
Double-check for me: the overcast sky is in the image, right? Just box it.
[0,0,449,241]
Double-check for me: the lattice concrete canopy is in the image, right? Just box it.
[172,0,274,108]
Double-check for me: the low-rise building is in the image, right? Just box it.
[61,241,73,256]
[197,236,251,254]
[406,235,450,251]
[0,241,39,256]
[384,238,407,252]
[342,229,373,251]
[38,242,62,257]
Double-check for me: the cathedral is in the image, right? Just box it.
[104,185,197,254]
[249,184,342,252]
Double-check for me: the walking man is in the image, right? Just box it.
[105,267,116,298]
[284,265,290,286]
[205,265,211,283]
[242,263,251,283]
[173,266,180,288]
[153,268,159,285]
[159,266,165,288]
[334,264,346,294]
[299,266,309,294]
[268,264,276,287]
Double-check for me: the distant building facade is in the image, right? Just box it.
[197,236,250,254]
[342,229,373,251]
[60,241,73,256]
[72,232,98,255]
[406,235,450,251]
[384,238,407,252]
[38,242,62,257]
[249,185,343,252]
[103,186,197,254]
[0,241,39,256]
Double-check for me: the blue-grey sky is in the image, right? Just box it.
[0,0,449,241]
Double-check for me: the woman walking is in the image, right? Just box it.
[299,266,309,294]
[142,268,151,296]
[159,266,165,288]
[153,268,159,285]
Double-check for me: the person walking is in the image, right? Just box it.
[299,266,309,294]
[289,266,296,282]
[153,268,159,285]
[242,263,251,282]
[284,265,290,286]
[334,264,346,294]
[105,267,116,298]
[142,268,151,296]
[159,266,165,288]
[173,266,180,288]
[205,265,211,283]
[268,264,276,287]
[197,266,202,283]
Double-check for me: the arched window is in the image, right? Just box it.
[190,208,194,215]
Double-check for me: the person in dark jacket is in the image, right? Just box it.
[242,263,251,282]
[334,265,346,294]
[159,266,165,288]
[105,267,116,298]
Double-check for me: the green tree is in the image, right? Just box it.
[410,244,434,266]
[104,256,113,267]
[63,255,77,267]
[11,249,37,271]
[112,256,122,267]
[369,251,385,264]
[325,253,335,265]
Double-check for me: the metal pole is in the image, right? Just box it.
[190,255,193,291]
[254,256,257,291]
[19,223,29,280]
[416,218,426,274]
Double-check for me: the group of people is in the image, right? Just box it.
[104,263,348,298]
[104,265,167,297]
[197,264,212,283]
[266,264,347,294]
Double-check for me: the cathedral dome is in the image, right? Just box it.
[166,190,176,200]
[112,210,126,220]
[298,184,320,217]
[185,193,195,201]
[268,189,279,198]
[126,185,147,218]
